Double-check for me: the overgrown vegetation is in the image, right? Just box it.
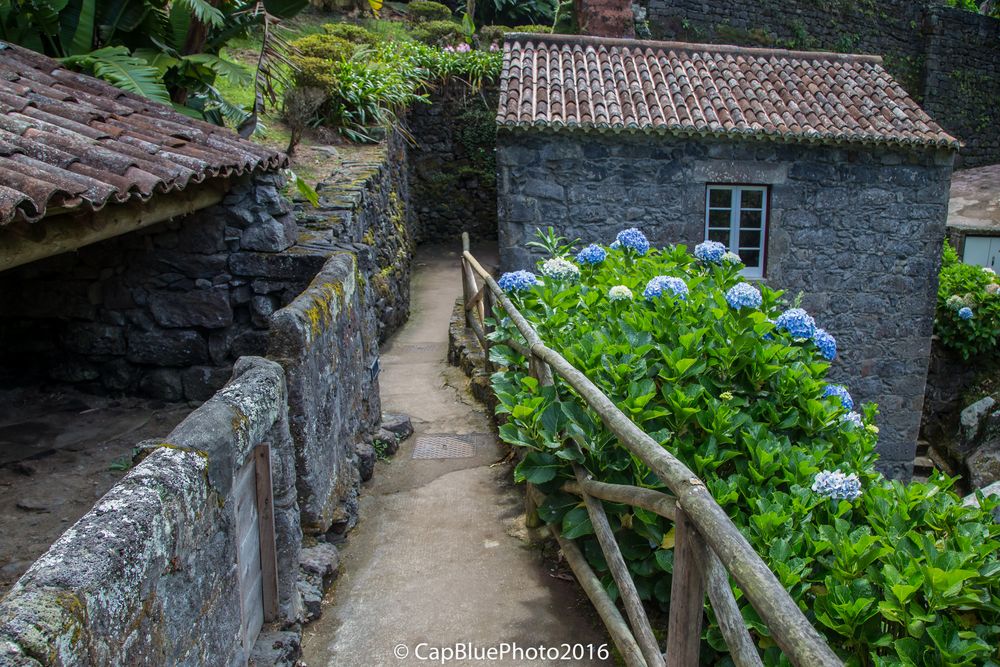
[491,230,1000,666]
[935,241,1000,360]
[0,0,307,126]
[285,22,501,144]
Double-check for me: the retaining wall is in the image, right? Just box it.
[639,0,1000,168]
[270,253,381,534]
[408,81,499,242]
[0,357,301,666]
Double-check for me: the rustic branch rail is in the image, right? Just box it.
[460,233,842,667]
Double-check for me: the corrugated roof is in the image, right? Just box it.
[497,33,960,150]
[0,41,286,225]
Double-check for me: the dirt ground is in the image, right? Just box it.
[0,388,191,596]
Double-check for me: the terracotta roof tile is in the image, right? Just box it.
[0,40,286,225]
[498,33,959,150]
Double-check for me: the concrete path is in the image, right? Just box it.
[301,244,612,667]
[948,164,1000,234]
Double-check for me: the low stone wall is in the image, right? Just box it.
[0,357,301,666]
[408,81,499,242]
[270,253,381,534]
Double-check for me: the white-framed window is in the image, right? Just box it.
[704,185,769,279]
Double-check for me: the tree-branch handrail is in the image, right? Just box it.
[460,241,841,667]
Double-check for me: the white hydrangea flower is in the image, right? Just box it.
[540,257,581,281]
[722,251,742,265]
[608,285,633,301]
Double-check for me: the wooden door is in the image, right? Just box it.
[234,445,279,658]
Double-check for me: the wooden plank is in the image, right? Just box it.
[700,546,764,667]
[465,283,486,312]
[563,479,677,521]
[575,465,664,667]
[666,509,706,667]
[527,484,647,667]
[254,444,280,623]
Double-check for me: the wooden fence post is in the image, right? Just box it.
[666,508,706,666]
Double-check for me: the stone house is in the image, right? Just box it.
[495,33,959,478]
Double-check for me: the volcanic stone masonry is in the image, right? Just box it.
[0,131,415,403]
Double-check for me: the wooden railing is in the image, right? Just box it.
[460,234,842,667]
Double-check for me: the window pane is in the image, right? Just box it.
[741,249,761,267]
[741,190,763,208]
[708,229,730,244]
[708,209,730,227]
[740,210,762,228]
[739,229,761,248]
[709,188,732,208]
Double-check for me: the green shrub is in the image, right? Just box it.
[407,0,453,22]
[411,19,466,46]
[290,55,338,89]
[320,58,428,142]
[322,22,380,46]
[476,24,507,47]
[290,33,356,62]
[490,230,1000,666]
[935,241,1000,359]
[511,24,553,33]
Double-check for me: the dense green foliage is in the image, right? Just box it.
[491,232,1000,666]
[0,0,306,124]
[410,19,468,46]
[287,26,501,142]
[472,0,556,27]
[935,241,1000,360]
[407,0,453,22]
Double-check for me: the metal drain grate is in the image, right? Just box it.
[411,434,482,459]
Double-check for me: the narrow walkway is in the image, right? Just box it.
[301,244,611,666]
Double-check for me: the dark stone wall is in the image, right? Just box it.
[497,130,955,478]
[269,254,381,534]
[639,0,1000,168]
[0,172,303,403]
[0,129,414,403]
[408,81,499,243]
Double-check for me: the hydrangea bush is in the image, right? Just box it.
[935,241,1000,360]
[489,231,1000,666]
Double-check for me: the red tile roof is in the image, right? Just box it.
[0,41,286,226]
[498,33,960,150]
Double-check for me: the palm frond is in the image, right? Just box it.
[176,0,225,28]
[62,46,172,104]
[240,0,296,136]
[184,53,253,87]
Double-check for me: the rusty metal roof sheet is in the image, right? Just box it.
[498,33,960,151]
[0,41,286,225]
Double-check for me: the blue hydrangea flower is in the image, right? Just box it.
[812,470,862,501]
[498,270,539,292]
[644,276,688,301]
[615,228,649,256]
[725,282,762,310]
[775,308,816,339]
[959,306,974,320]
[822,384,854,411]
[841,411,864,428]
[576,244,607,265]
[694,240,726,263]
[609,240,621,250]
[540,257,580,281]
[813,328,837,361]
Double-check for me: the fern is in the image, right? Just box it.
[62,46,172,104]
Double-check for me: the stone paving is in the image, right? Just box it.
[300,244,611,666]
[948,164,1000,234]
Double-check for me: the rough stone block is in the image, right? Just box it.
[241,214,298,253]
[127,329,208,366]
[149,288,233,329]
